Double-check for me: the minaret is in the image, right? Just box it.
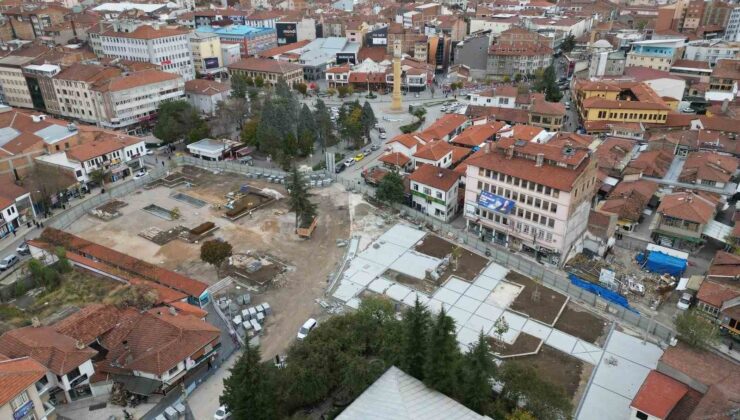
[391,39,403,112]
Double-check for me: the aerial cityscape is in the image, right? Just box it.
[0,0,738,418]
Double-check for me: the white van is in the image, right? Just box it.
[297,318,317,340]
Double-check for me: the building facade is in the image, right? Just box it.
[195,25,277,58]
[190,32,225,76]
[408,164,460,222]
[486,27,553,78]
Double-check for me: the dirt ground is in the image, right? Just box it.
[491,332,542,357]
[554,303,609,345]
[66,166,351,361]
[515,344,591,403]
[506,271,568,326]
[414,234,488,281]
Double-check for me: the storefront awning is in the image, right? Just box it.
[112,375,163,396]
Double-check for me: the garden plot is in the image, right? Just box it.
[89,200,127,221]
[225,253,288,287]
[506,270,568,326]
[414,234,488,281]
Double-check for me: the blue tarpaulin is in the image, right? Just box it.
[635,251,686,277]
[568,274,637,313]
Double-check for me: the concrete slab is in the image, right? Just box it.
[486,282,523,309]
[367,278,394,294]
[473,274,500,292]
[474,302,504,322]
[592,354,652,403]
[463,284,490,301]
[577,384,632,420]
[432,287,462,306]
[545,329,578,354]
[465,314,495,335]
[444,277,472,294]
[345,270,378,287]
[605,331,663,368]
[481,263,509,281]
[401,291,430,307]
[333,281,365,302]
[454,295,482,314]
[427,298,450,314]
[346,297,361,309]
[457,326,481,352]
[385,283,413,302]
[344,257,386,281]
[520,319,553,340]
[447,306,473,328]
[571,342,603,365]
[389,250,441,280]
[500,311,527,331]
[499,327,520,344]
[380,224,427,248]
[361,241,407,267]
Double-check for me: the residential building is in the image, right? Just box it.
[621,66,687,103]
[227,58,304,86]
[623,150,675,180]
[684,40,740,67]
[706,59,740,102]
[275,19,317,46]
[594,136,640,178]
[22,63,62,114]
[468,85,518,108]
[725,6,740,42]
[52,64,122,124]
[582,210,617,257]
[36,130,146,183]
[3,5,69,40]
[408,164,460,222]
[450,121,508,149]
[463,138,598,264]
[528,94,566,131]
[486,27,552,78]
[524,16,592,39]
[669,59,712,81]
[298,37,361,81]
[0,326,98,404]
[468,15,520,36]
[194,25,277,58]
[416,114,468,143]
[0,179,35,239]
[0,55,39,109]
[452,33,491,80]
[185,80,230,115]
[0,356,55,420]
[652,191,717,250]
[413,141,454,169]
[92,70,185,131]
[708,251,740,282]
[626,38,686,72]
[190,32,225,76]
[91,24,195,81]
[588,50,626,78]
[678,152,738,188]
[598,179,658,231]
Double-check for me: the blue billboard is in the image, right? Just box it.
[478,191,515,214]
[204,57,220,69]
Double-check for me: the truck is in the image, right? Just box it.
[362,166,389,186]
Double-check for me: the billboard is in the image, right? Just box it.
[204,57,220,69]
[336,52,356,64]
[478,191,515,214]
[276,22,298,46]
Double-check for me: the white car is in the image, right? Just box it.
[297,318,317,340]
[146,149,154,155]
[379,132,387,140]
[214,405,230,420]
[677,293,692,310]
[134,171,148,179]
[344,158,355,167]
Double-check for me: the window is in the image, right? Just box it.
[636,411,649,420]
[10,391,30,411]
[168,365,180,376]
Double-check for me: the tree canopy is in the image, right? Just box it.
[200,239,233,275]
[675,309,719,349]
[532,65,563,102]
[287,167,317,228]
[153,100,210,144]
[375,171,405,204]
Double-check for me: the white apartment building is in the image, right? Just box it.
[468,85,518,108]
[463,139,597,265]
[684,40,740,67]
[408,164,461,222]
[52,63,123,124]
[725,7,740,42]
[91,24,195,81]
[468,15,519,36]
[0,56,36,108]
[93,70,185,130]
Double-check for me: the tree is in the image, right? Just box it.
[375,171,405,204]
[339,104,364,148]
[675,309,719,348]
[241,119,259,145]
[88,169,108,186]
[326,87,337,98]
[170,206,181,220]
[506,410,537,420]
[532,65,562,102]
[314,99,335,151]
[424,308,460,397]
[254,76,265,88]
[231,73,248,99]
[461,333,496,414]
[492,316,509,351]
[287,167,317,228]
[220,344,279,420]
[54,247,72,274]
[294,82,308,96]
[297,104,317,157]
[200,239,233,277]
[360,101,376,138]
[154,100,210,144]
[337,85,350,98]
[561,34,576,52]
[497,363,572,420]
[401,298,431,380]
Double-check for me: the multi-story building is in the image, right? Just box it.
[4,4,69,40]
[227,57,304,86]
[408,164,461,222]
[682,0,705,30]
[52,63,122,124]
[684,40,740,67]
[706,59,740,102]
[91,24,194,81]
[652,191,717,250]
[486,27,552,78]
[22,63,61,113]
[0,178,36,239]
[588,50,626,78]
[0,55,38,109]
[92,70,185,131]
[625,38,686,72]
[463,138,598,265]
[185,79,231,115]
[190,32,225,76]
[529,94,566,131]
[468,15,520,36]
[725,7,740,42]
[0,356,55,420]
[469,85,518,108]
[194,25,277,58]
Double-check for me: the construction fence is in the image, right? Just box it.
[340,179,676,343]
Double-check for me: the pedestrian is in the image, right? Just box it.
[730,341,734,351]
[40,221,44,228]
[12,230,16,237]
[162,161,165,167]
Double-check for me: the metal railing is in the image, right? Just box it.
[339,179,676,343]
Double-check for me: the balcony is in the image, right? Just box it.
[35,379,51,395]
[42,400,55,418]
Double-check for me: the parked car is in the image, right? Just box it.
[335,162,346,173]
[0,255,19,271]
[297,318,317,340]
[214,405,231,420]
[354,153,365,162]
[16,242,29,255]
[344,158,355,167]
[677,293,693,310]
[379,132,387,140]
[370,144,380,151]
[134,170,148,179]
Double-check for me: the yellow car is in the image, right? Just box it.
[354,153,365,162]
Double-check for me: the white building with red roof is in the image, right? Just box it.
[408,164,461,222]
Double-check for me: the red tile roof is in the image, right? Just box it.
[379,152,410,167]
[631,371,688,419]
[54,304,125,345]
[94,69,181,93]
[101,25,189,40]
[679,152,738,184]
[0,357,47,406]
[466,106,529,124]
[38,228,208,298]
[708,251,740,280]
[418,114,467,141]
[413,140,453,161]
[168,301,208,318]
[228,57,303,74]
[657,191,716,224]
[529,93,566,116]
[184,79,231,95]
[408,164,459,191]
[696,280,740,308]
[451,122,506,147]
[0,327,97,376]
[66,133,140,162]
[624,149,674,178]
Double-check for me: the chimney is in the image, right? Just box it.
[506,145,515,159]
[535,153,544,167]
[169,306,177,316]
[721,98,729,114]
[122,340,129,351]
[75,340,86,350]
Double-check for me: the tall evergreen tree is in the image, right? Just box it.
[231,74,248,99]
[461,332,496,413]
[314,99,334,151]
[297,104,317,157]
[401,298,431,380]
[361,101,377,138]
[424,308,460,397]
[220,344,278,420]
[287,167,317,228]
[532,65,562,102]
